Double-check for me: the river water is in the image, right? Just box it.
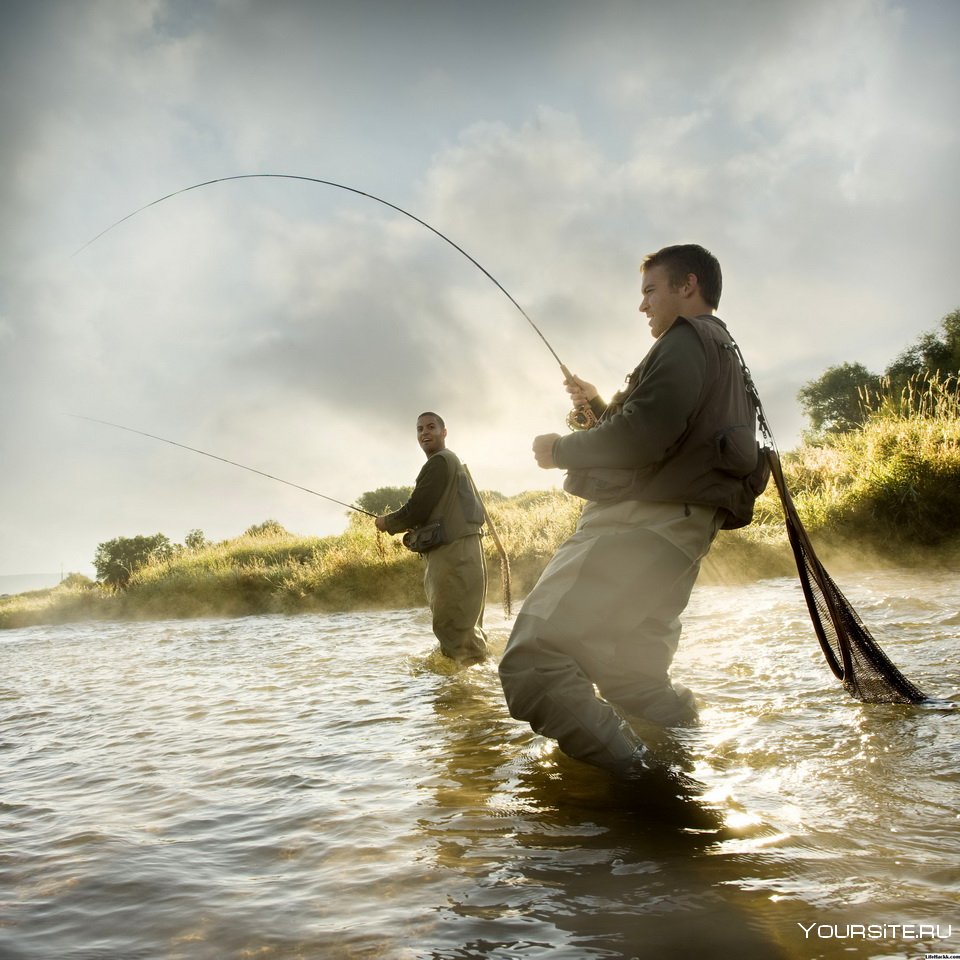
[2,569,958,960]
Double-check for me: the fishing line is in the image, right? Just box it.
[75,173,571,366]
[75,173,596,426]
[69,414,377,517]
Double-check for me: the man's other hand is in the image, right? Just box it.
[532,433,561,469]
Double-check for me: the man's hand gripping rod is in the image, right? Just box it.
[559,364,598,430]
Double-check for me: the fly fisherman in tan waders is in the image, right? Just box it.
[499,244,766,779]
[376,412,489,666]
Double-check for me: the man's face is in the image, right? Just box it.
[639,264,687,339]
[417,415,447,457]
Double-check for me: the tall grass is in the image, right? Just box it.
[786,373,960,546]
[4,379,959,629]
[0,495,582,629]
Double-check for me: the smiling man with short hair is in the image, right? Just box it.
[376,412,488,665]
[499,244,764,778]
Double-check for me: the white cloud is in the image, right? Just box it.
[1,0,958,575]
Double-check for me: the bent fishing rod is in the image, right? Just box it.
[75,173,595,426]
[69,414,377,517]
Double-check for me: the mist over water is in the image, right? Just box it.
[2,570,957,959]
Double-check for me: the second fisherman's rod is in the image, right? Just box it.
[75,173,595,426]
[69,414,378,517]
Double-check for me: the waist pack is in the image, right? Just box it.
[718,441,774,529]
[747,443,773,496]
[563,441,772,516]
[562,467,643,502]
[402,519,446,554]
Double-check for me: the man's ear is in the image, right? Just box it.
[680,272,699,298]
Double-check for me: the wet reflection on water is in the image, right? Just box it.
[1,571,957,959]
[419,663,788,959]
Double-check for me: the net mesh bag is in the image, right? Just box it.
[730,336,930,705]
[767,451,927,704]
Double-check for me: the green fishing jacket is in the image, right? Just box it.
[555,314,765,529]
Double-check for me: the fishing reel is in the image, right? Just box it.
[560,362,598,430]
[566,404,597,431]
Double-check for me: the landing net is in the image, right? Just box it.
[767,451,927,704]
[731,339,930,705]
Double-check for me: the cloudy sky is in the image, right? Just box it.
[2,0,958,579]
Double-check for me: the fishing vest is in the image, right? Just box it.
[565,315,767,529]
[427,449,484,542]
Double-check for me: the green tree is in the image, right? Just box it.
[61,572,94,589]
[797,362,879,434]
[886,332,951,386]
[184,529,208,551]
[244,519,291,538]
[93,533,175,589]
[942,308,960,371]
[886,308,960,388]
[356,486,414,515]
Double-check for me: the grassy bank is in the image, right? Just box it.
[0,492,585,629]
[5,380,960,630]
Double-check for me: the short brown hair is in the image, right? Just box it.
[642,244,722,310]
[418,411,445,428]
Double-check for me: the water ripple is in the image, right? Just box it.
[2,575,958,959]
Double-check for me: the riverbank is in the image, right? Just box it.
[4,391,960,629]
[3,489,958,632]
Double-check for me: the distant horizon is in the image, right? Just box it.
[0,572,70,594]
